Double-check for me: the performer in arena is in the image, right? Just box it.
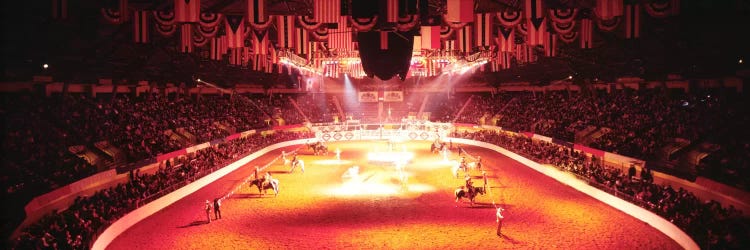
[213,198,222,220]
[496,207,505,236]
[204,200,212,223]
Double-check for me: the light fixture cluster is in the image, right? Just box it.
[278,49,493,79]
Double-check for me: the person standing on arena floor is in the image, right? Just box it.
[204,200,212,223]
[496,207,505,236]
[213,198,222,220]
[482,171,488,189]
[254,166,260,179]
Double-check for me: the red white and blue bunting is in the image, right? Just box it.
[496,11,523,28]
[548,8,577,24]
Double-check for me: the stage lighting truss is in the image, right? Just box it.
[279,49,493,79]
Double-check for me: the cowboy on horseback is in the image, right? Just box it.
[464,175,477,197]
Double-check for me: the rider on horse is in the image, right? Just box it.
[465,175,475,196]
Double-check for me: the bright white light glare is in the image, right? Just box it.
[367,151,414,165]
[196,78,201,82]
[42,64,49,69]
[740,59,744,64]
[568,75,573,79]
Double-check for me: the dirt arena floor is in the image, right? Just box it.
[107,141,682,250]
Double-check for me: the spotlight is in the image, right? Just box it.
[42,63,49,69]
[568,75,573,80]
[196,78,202,82]
[740,59,744,64]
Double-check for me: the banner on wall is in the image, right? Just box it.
[383,91,403,102]
[358,91,378,102]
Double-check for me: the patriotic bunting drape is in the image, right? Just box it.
[224,15,246,48]
[644,0,679,18]
[559,31,577,43]
[155,22,177,37]
[298,16,322,31]
[597,16,620,32]
[440,25,454,40]
[526,17,546,46]
[192,32,208,47]
[196,25,219,38]
[397,15,419,32]
[496,11,523,27]
[548,8,577,24]
[199,13,223,28]
[175,0,199,23]
[101,0,129,24]
[496,27,515,52]
[552,21,576,34]
[350,16,378,32]
[252,30,269,55]
[153,11,175,25]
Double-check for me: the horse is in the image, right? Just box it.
[308,142,328,155]
[248,177,279,196]
[430,141,445,154]
[454,186,486,206]
[290,159,305,173]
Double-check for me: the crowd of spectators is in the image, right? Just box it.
[295,94,338,123]
[452,130,747,249]
[12,131,313,249]
[445,88,749,190]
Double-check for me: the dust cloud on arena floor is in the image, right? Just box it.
[108,141,681,250]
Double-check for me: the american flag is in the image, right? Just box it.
[133,10,149,43]
[421,26,441,50]
[180,24,193,53]
[314,0,340,24]
[595,0,624,19]
[276,15,295,48]
[624,3,641,39]
[247,0,267,24]
[580,18,593,49]
[446,0,473,23]
[456,25,472,54]
[475,13,493,47]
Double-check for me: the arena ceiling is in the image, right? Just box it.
[1,0,748,88]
